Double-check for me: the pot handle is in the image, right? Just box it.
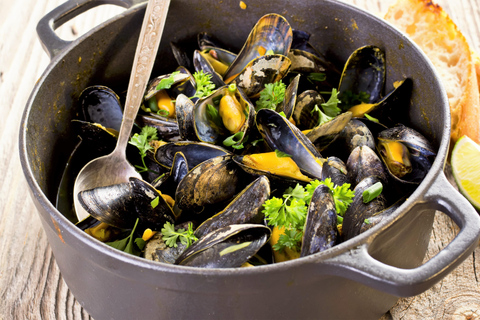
[37,0,147,59]
[321,171,480,297]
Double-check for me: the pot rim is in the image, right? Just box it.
[19,0,450,277]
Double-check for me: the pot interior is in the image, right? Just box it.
[23,0,447,256]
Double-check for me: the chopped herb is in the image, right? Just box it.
[278,111,287,118]
[106,218,145,256]
[364,219,371,225]
[255,81,286,112]
[273,229,303,252]
[275,149,292,158]
[155,71,180,91]
[161,221,198,248]
[223,131,245,149]
[362,182,383,203]
[250,138,263,147]
[157,109,170,117]
[151,196,159,208]
[265,49,275,55]
[364,113,379,123]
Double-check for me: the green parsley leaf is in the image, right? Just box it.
[250,138,263,147]
[192,70,216,99]
[273,228,303,252]
[311,104,334,126]
[128,125,159,173]
[106,218,144,256]
[155,71,180,91]
[275,149,292,158]
[161,221,198,248]
[331,181,355,216]
[321,88,342,117]
[255,81,286,112]
[223,131,244,148]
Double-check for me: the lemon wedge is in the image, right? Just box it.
[451,135,480,210]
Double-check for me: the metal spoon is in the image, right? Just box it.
[73,0,171,224]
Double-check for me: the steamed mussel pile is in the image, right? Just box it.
[62,13,437,268]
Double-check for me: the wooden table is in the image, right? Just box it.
[1,0,479,319]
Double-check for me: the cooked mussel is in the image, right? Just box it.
[338,45,385,111]
[342,176,387,240]
[193,84,254,146]
[175,224,271,268]
[77,177,176,230]
[301,184,338,256]
[256,108,324,180]
[194,175,270,238]
[154,141,230,170]
[377,124,436,184]
[346,146,388,188]
[223,13,293,84]
[79,86,123,131]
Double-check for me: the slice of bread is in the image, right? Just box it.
[384,0,480,146]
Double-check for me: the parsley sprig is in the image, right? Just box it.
[263,178,354,253]
[191,70,215,99]
[255,81,286,112]
[161,221,198,248]
[128,125,158,173]
[310,89,342,126]
[339,90,370,110]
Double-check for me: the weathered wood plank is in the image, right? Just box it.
[0,0,478,319]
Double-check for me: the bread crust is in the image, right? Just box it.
[384,0,480,145]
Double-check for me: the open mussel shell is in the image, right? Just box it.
[308,112,352,151]
[277,74,300,119]
[377,124,436,184]
[200,47,237,71]
[175,224,271,268]
[194,85,254,145]
[154,141,230,170]
[338,45,385,110]
[346,146,388,188]
[348,78,413,124]
[223,13,293,83]
[154,151,189,194]
[301,184,338,257]
[194,175,270,239]
[193,50,226,88]
[78,177,175,230]
[144,69,191,101]
[135,113,181,142]
[71,120,118,153]
[342,176,387,240]
[170,41,192,71]
[256,108,324,180]
[174,155,245,214]
[79,85,123,132]
[227,54,292,98]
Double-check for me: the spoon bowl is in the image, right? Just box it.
[73,0,171,224]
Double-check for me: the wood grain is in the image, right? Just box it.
[0,0,478,319]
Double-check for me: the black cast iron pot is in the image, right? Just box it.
[19,0,480,319]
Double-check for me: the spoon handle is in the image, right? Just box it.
[116,0,171,152]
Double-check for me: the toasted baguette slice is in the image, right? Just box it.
[384,0,480,145]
